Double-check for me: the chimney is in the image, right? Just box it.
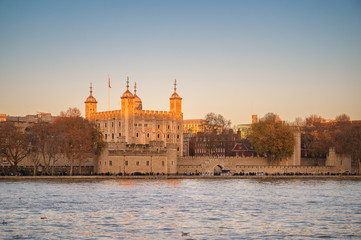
[252,115,258,124]
[275,114,280,123]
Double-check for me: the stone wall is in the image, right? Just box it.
[177,151,351,174]
[96,143,178,175]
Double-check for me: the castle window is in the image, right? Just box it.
[178,125,180,130]
[158,124,160,129]
[105,134,107,140]
[105,123,107,128]
[177,147,180,151]
[168,125,170,129]
[109,161,112,166]
[167,134,169,139]
[136,161,139,166]
[177,135,179,139]
[162,161,165,166]
[112,133,114,139]
[119,133,121,137]
[136,133,139,137]
[105,161,106,166]
[125,161,128,166]
[119,122,121,127]
[147,133,149,138]
[144,124,148,127]
[134,123,137,126]
[112,122,114,127]
[146,161,149,166]
[157,134,160,138]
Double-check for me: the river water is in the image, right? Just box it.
[0,178,360,239]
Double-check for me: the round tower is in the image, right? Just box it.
[84,82,97,119]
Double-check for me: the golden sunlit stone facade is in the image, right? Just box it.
[183,119,207,134]
[85,78,183,156]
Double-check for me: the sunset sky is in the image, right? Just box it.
[1,0,360,125]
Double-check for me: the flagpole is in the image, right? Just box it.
[108,74,110,111]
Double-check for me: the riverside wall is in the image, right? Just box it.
[177,152,351,174]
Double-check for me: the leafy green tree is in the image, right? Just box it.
[249,113,295,164]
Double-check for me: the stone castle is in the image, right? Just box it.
[85,78,352,175]
[85,77,183,174]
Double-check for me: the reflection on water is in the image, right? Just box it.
[0,179,360,239]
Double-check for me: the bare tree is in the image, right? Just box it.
[31,123,60,175]
[28,131,41,176]
[335,113,350,122]
[0,122,30,175]
[60,108,81,118]
[204,112,232,133]
[54,108,104,175]
[293,117,305,128]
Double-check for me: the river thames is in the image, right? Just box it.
[1,178,360,239]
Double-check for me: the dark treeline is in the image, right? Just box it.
[0,108,104,176]
[300,114,361,164]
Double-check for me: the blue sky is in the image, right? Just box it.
[0,0,360,124]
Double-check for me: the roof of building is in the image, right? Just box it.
[184,119,205,124]
[121,77,134,99]
[85,83,97,103]
[85,95,97,103]
[133,82,142,103]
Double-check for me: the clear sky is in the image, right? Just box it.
[1,0,360,125]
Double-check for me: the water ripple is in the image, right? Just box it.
[0,179,360,239]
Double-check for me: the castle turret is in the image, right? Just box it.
[85,82,97,119]
[121,76,134,116]
[121,76,135,143]
[170,79,182,117]
[133,82,142,110]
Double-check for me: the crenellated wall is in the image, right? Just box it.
[96,142,178,175]
[177,149,351,174]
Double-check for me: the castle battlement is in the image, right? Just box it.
[85,77,183,157]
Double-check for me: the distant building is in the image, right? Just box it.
[252,114,258,124]
[0,112,55,131]
[236,124,251,139]
[183,119,207,134]
[231,139,257,157]
[190,130,241,157]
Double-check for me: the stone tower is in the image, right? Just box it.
[169,79,182,117]
[84,83,97,119]
[121,76,134,143]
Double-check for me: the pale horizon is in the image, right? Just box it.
[1,0,360,125]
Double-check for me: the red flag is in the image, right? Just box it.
[108,75,111,88]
